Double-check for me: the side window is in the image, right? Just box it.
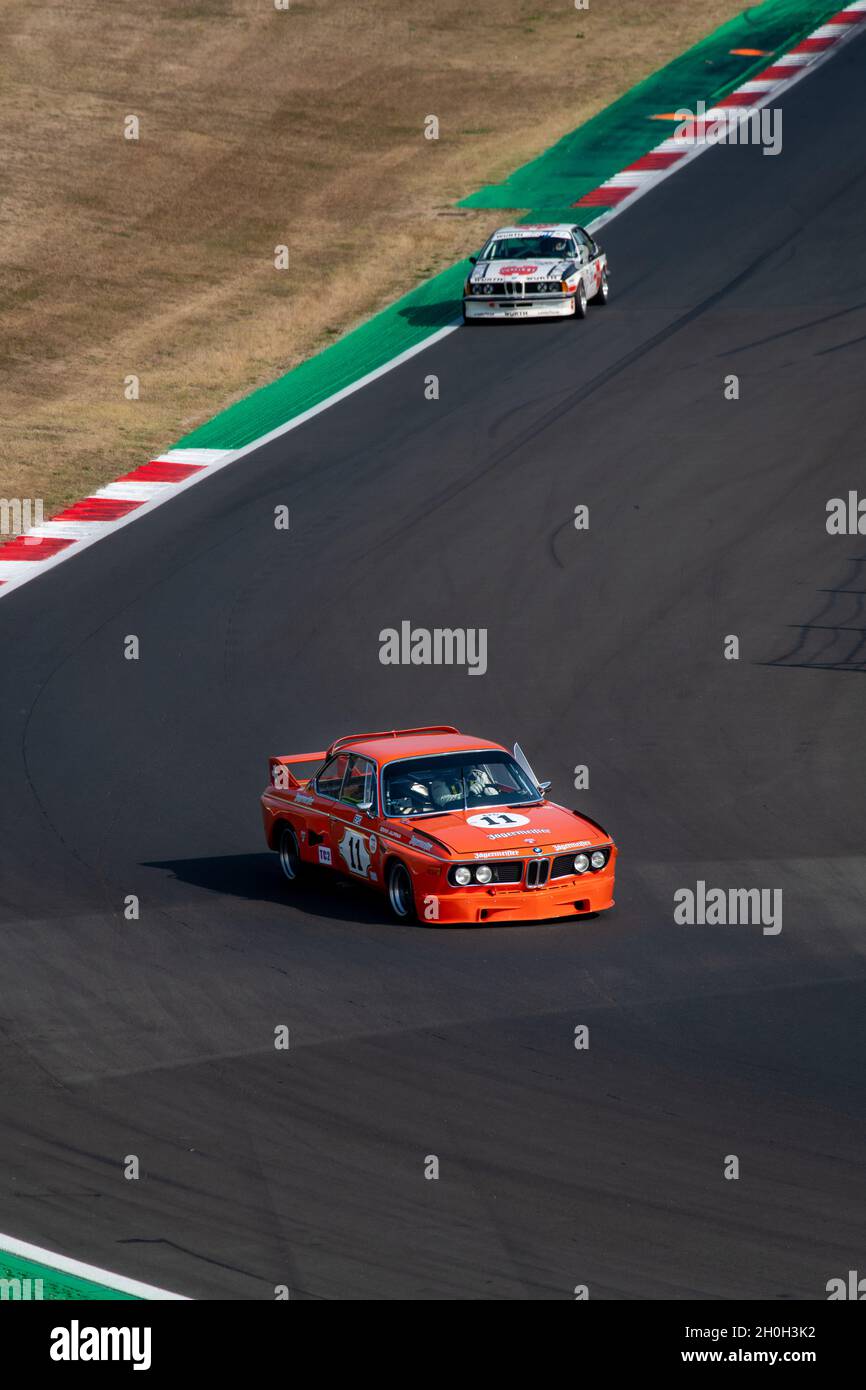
[573,227,593,260]
[315,753,349,799]
[340,755,378,813]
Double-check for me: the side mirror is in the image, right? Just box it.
[357,799,374,813]
[590,242,600,258]
[539,780,552,793]
[469,255,477,264]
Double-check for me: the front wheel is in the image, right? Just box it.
[590,268,609,305]
[387,860,417,922]
[572,278,588,319]
[277,824,303,883]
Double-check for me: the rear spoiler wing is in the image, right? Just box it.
[268,751,326,790]
[329,725,459,752]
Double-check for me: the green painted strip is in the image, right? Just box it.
[174,0,840,454]
[460,0,841,218]
[0,1249,139,1300]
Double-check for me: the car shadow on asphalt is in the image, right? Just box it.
[142,853,427,927]
[396,301,461,328]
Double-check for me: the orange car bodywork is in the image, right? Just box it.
[260,726,617,925]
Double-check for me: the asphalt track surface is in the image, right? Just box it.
[2,32,866,1301]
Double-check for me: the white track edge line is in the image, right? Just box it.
[0,1231,189,1300]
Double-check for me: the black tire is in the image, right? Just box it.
[277,824,303,883]
[590,267,609,306]
[572,277,588,320]
[387,860,417,922]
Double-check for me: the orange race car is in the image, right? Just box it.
[260,726,616,925]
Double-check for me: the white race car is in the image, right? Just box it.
[463,223,608,323]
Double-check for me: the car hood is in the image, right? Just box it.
[471,258,575,284]
[390,802,609,858]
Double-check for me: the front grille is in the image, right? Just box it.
[525,857,550,888]
[473,281,560,297]
[487,861,523,884]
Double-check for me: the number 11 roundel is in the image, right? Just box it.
[466,812,530,829]
[339,827,372,876]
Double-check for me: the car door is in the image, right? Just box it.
[573,225,603,294]
[328,753,381,885]
[305,752,349,869]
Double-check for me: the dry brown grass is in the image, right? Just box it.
[0,0,741,515]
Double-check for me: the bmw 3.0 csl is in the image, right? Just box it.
[261,725,617,924]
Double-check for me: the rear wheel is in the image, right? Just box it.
[387,860,417,922]
[590,267,609,305]
[573,278,588,320]
[277,824,302,883]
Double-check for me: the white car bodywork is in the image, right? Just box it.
[463,222,608,321]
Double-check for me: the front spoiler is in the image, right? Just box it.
[464,295,575,320]
[424,871,615,924]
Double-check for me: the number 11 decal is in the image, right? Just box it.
[338,827,372,877]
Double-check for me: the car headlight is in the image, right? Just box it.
[574,853,590,874]
[591,850,606,870]
[475,864,493,884]
[454,866,472,886]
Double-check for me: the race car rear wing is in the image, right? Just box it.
[268,751,326,790]
[328,725,460,753]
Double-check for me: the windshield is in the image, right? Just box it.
[382,753,539,817]
[481,235,572,261]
